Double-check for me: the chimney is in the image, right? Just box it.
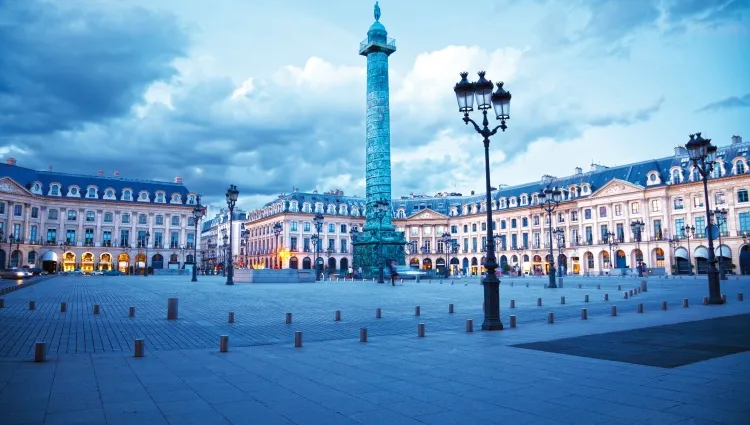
[574,167,582,175]
[114,170,120,177]
[97,169,104,176]
[470,190,475,195]
[674,146,687,156]
[732,135,743,145]
[5,157,16,166]
[49,165,53,171]
[174,176,183,184]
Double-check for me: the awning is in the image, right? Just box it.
[694,246,709,259]
[674,247,688,259]
[715,245,731,258]
[40,251,58,262]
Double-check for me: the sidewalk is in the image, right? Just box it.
[1,293,748,425]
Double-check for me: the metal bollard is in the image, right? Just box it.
[739,293,744,301]
[585,295,589,303]
[219,335,229,352]
[294,331,303,347]
[93,304,100,315]
[641,280,648,292]
[0,299,4,308]
[617,285,622,291]
[228,312,235,323]
[129,306,135,318]
[578,284,581,289]
[34,342,46,362]
[703,296,709,305]
[417,323,425,337]
[561,296,566,305]
[611,305,617,316]
[683,299,689,308]
[510,299,515,308]
[134,339,144,357]
[360,328,368,342]
[466,319,473,332]
[415,306,421,316]
[722,294,727,303]
[581,308,588,320]
[510,315,517,328]
[510,282,513,287]
[661,301,668,310]
[167,298,178,320]
[286,312,292,324]
[335,310,341,321]
[526,282,529,288]
[448,303,454,314]
[624,292,629,300]
[629,289,634,297]
[604,294,609,301]
[637,303,644,313]
[547,312,554,324]
[537,298,542,307]
[376,308,381,319]
[597,284,601,290]
[29,300,35,310]
[60,302,67,313]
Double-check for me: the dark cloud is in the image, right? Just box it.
[0,0,188,134]
[696,93,750,112]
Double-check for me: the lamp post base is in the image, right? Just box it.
[481,277,503,331]
[547,266,557,288]
[707,269,723,304]
[191,266,197,282]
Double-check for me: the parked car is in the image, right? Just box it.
[22,266,43,276]
[389,266,427,280]
[0,268,32,279]
[90,270,104,276]
[103,270,123,276]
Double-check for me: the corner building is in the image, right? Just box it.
[244,136,750,277]
[0,159,199,273]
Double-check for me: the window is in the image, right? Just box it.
[123,190,132,201]
[48,209,58,220]
[154,215,163,225]
[482,222,487,231]
[614,204,622,216]
[557,213,565,223]
[67,210,77,221]
[649,173,656,182]
[120,230,130,246]
[675,218,685,237]
[738,189,749,203]
[156,193,165,203]
[103,231,112,246]
[510,234,517,249]
[340,239,347,253]
[693,196,704,208]
[584,209,592,220]
[0,202,4,215]
[671,169,681,182]
[463,225,468,233]
[304,222,310,232]
[85,228,94,245]
[86,211,95,222]
[122,213,130,224]
[140,192,148,201]
[714,192,725,205]
[13,205,22,216]
[600,225,608,241]
[631,202,639,214]
[500,220,506,230]
[533,215,540,226]
[70,187,78,196]
[291,221,298,232]
[739,212,750,232]
[520,218,527,227]
[654,220,662,240]
[153,232,162,247]
[87,187,96,198]
[571,211,578,222]
[46,229,57,244]
[170,232,179,247]
[695,216,706,237]
[171,216,179,226]
[651,199,661,212]
[66,229,76,244]
[106,189,114,198]
[328,223,335,233]
[139,214,147,225]
[471,223,477,232]
[51,185,59,196]
[599,207,607,218]
[31,207,39,219]
[692,168,700,181]
[509,219,516,229]
[340,224,347,233]
[737,162,746,174]
[616,223,624,242]
[522,233,528,249]
[673,197,684,210]
[585,226,592,243]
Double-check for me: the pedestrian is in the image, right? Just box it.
[388,261,399,286]
[348,266,353,279]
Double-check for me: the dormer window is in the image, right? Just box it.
[123,190,132,201]
[87,187,96,198]
[105,189,114,199]
[737,161,746,175]
[520,195,528,206]
[327,204,336,214]
[33,183,41,193]
[171,194,180,203]
[69,187,79,196]
[187,194,195,204]
[302,203,311,213]
[509,197,517,207]
[155,192,165,203]
[51,184,60,196]
[351,206,359,216]
[671,168,682,183]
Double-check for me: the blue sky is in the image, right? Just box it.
[0,0,748,212]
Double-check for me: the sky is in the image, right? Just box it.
[1,0,749,214]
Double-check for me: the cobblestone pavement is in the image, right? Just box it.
[0,274,748,359]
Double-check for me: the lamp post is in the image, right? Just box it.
[313,212,324,280]
[515,245,524,277]
[144,231,150,277]
[685,133,722,303]
[453,70,511,331]
[681,225,695,276]
[605,231,618,271]
[539,184,561,287]
[241,228,249,269]
[441,232,452,278]
[191,195,204,282]
[225,184,239,285]
[554,229,565,277]
[7,234,15,268]
[58,241,69,272]
[221,233,228,277]
[373,199,389,284]
[668,235,680,275]
[711,207,728,280]
[0,230,3,269]
[631,220,645,277]
[273,222,282,269]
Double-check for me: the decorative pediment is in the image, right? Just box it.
[0,177,32,196]
[406,208,447,220]
[590,179,644,198]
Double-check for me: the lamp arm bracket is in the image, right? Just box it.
[463,115,482,134]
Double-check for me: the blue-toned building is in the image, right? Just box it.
[243,136,750,277]
[200,208,248,272]
[0,158,199,274]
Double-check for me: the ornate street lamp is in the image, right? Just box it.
[222,233,228,277]
[225,184,239,285]
[7,233,14,268]
[273,222,283,269]
[553,228,565,277]
[685,133,722,303]
[313,212,324,280]
[373,199,390,283]
[441,232,452,278]
[681,225,695,276]
[191,195,204,282]
[668,235,680,275]
[711,207,728,280]
[514,245,524,277]
[143,231,150,277]
[539,183,561,287]
[630,219,645,277]
[453,71,511,331]
[58,240,70,272]
[605,231,618,271]
[241,227,249,269]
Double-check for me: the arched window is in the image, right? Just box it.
[671,169,681,183]
[737,161,746,175]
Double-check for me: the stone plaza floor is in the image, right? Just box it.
[0,274,748,424]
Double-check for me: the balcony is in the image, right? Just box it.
[358,36,397,55]
[46,240,57,246]
[84,241,94,247]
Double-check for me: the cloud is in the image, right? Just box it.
[696,94,750,112]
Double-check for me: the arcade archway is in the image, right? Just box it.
[289,256,299,269]
[81,252,95,273]
[63,252,76,272]
[151,254,164,270]
[302,257,311,269]
[117,253,130,274]
[41,251,58,273]
[100,253,112,271]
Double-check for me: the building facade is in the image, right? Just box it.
[200,209,247,273]
[242,136,750,277]
[0,159,199,274]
